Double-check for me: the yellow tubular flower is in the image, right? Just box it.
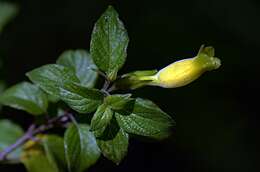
[139,45,221,88]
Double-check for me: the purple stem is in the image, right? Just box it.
[0,125,35,161]
[0,113,71,161]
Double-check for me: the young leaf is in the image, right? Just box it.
[64,124,100,172]
[97,119,129,164]
[57,50,98,88]
[115,98,175,140]
[0,120,24,161]
[0,82,48,115]
[27,64,104,113]
[42,135,66,172]
[104,94,134,113]
[21,150,59,172]
[90,104,113,131]
[90,6,129,81]
[91,94,134,137]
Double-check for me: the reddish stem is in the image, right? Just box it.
[0,113,71,161]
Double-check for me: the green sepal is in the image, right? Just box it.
[114,70,158,90]
[195,45,221,71]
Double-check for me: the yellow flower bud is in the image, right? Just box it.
[114,45,221,90]
[148,45,221,88]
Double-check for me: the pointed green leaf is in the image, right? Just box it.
[0,120,24,161]
[64,124,100,172]
[90,6,129,81]
[97,119,128,164]
[0,82,48,115]
[115,98,175,140]
[42,135,66,172]
[0,2,18,33]
[57,50,98,88]
[27,64,104,113]
[90,104,113,131]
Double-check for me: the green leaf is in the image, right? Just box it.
[92,94,134,137]
[104,94,134,113]
[22,150,59,172]
[22,135,60,172]
[64,124,100,172]
[27,64,104,113]
[91,94,134,135]
[26,64,79,96]
[0,120,24,160]
[47,94,59,103]
[60,82,104,113]
[90,6,129,81]
[57,50,98,88]
[115,98,175,140]
[90,104,113,131]
[0,2,18,33]
[42,135,66,172]
[97,119,129,164]
[0,82,48,115]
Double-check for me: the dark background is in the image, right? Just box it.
[0,0,259,171]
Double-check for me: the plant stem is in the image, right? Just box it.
[107,84,116,93]
[0,113,71,161]
[102,79,110,91]
[92,68,108,81]
[0,125,35,161]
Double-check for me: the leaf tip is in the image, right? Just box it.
[107,5,115,11]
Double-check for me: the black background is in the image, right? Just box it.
[0,0,259,172]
